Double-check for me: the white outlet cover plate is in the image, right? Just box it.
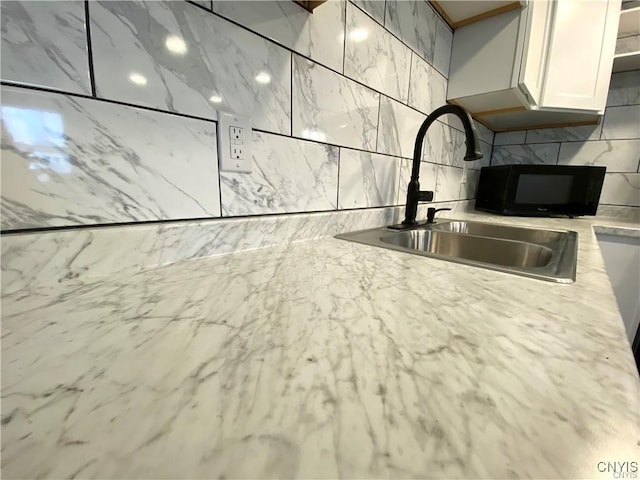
[217,111,252,173]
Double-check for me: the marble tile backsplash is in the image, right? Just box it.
[90,0,292,133]
[491,70,640,216]
[0,1,91,95]
[1,86,221,230]
[1,0,479,246]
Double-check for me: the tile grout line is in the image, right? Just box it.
[84,0,97,97]
[336,147,342,210]
[342,0,348,75]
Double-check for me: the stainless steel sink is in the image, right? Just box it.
[335,219,578,283]
[380,229,553,268]
[431,220,566,244]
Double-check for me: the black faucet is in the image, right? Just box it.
[391,104,483,229]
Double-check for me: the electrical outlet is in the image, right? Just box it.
[218,112,252,173]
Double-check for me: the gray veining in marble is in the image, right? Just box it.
[90,0,291,134]
[189,0,211,10]
[596,204,640,221]
[211,0,346,73]
[600,173,640,206]
[558,139,640,172]
[397,159,438,206]
[376,95,425,158]
[476,141,492,170]
[338,149,400,209]
[7,211,636,479]
[220,132,338,216]
[607,70,640,107]
[407,53,447,116]
[384,0,437,64]
[1,207,403,294]
[344,2,411,103]
[0,86,221,230]
[525,123,603,144]
[1,0,91,94]
[435,164,464,201]
[601,105,640,140]
[423,120,466,168]
[293,55,380,150]
[616,34,640,54]
[350,0,385,25]
[491,144,560,166]
[433,15,453,77]
[474,121,494,145]
[460,166,480,200]
[494,131,526,146]
[0,200,474,294]
[594,224,640,239]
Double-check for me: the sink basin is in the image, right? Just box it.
[431,220,565,244]
[380,229,553,268]
[335,219,578,283]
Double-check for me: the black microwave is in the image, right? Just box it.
[475,164,606,217]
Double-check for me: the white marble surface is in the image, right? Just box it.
[601,173,640,207]
[607,70,640,107]
[350,0,385,25]
[558,139,640,172]
[211,0,346,73]
[601,105,640,140]
[423,120,466,168]
[293,55,380,150]
[594,224,640,238]
[220,132,338,216]
[494,131,526,146]
[474,120,494,145]
[460,167,480,200]
[432,15,453,77]
[376,95,425,158]
[344,2,411,103]
[525,123,603,144]
[0,200,473,295]
[435,164,464,202]
[397,159,438,205]
[597,204,640,221]
[491,143,560,166]
[189,0,211,9]
[0,0,91,95]
[384,0,437,64]
[407,53,447,116]
[2,212,639,479]
[90,0,291,134]
[338,149,400,209]
[0,86,221,231]
[476,141,492,169]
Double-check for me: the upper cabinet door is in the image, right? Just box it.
[539,0,621,112]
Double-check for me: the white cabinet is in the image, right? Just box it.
[447,0,621,131]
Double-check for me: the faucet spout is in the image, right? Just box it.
[401,104,483,226]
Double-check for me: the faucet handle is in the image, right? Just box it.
[426,207,451,224]
[417,191,434,202]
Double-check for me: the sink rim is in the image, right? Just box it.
[335,219,578,283]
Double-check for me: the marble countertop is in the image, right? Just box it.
[2,212,639,479]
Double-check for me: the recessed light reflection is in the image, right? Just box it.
[129,73,147,86]
[165,35,188,55]
[349,28,369,42]
[209,95,223,103]
[301,128,326,142]
[255,71,271,84]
